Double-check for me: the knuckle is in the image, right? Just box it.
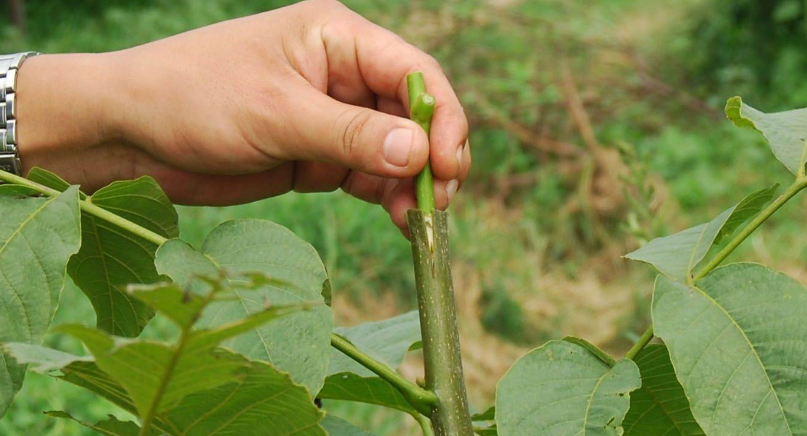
[338,109,373,158]
[307,0,346,11]
[423,54,443,72]
[459,111,470,132]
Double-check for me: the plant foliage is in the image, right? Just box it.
[2,94,807,436]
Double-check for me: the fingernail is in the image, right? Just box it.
[383,128,414,167]
[456,144,464,168]
[446,179,459,201]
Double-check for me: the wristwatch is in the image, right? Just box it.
[0,52,38,175]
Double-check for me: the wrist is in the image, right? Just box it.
[15,53,127,172]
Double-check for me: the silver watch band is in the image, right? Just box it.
[0,52,38,175]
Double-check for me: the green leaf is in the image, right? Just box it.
[319,313,422,415]
[49,324,230,417]
[19,168,179,337]
[164,356,326,436]
[61,285,305,417]
[318,372,417,415]
[0,186,81,416]
[652,263,807,435]
[563,337,616,366]
[320,415,377,436]
[474,425,498,436]
[127,281,208,328]
[495,340,641,436]
[713,184,778,244]
[10,347,326,436]
[322,279,333,306]
[472,407,495,421]
[2,343,91,373]
[622,344,704,436]
[27,167,74,193]
[155,219,333,393]
[726,96,807,175]
[69,176,179,337]
[472,407,498,436]
[329,311,421,377]
[46,411,153,436]
[6,275,324,436]
[0,184,41,197]
[624,187,776,280]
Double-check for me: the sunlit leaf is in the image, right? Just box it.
[624,186,776,280]
[71,176,178,337]
[495,340,640,436]
[0,187,81,416]
[155,220,333,393]
[10,347,326,436]
[5,275,323,436]
[726,96,807,175]
[653,263,807,435]
[562,336,616,366]
[25,168,179,338]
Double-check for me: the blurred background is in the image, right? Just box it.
[2,0,807,434]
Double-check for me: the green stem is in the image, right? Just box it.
[139,281,222,435]
[0,170,168,246]
[408,72,436,213]
[407,210,474,436]
[625,176,807,360]
[0,169,436,416]
[624,325,655,361]
[330,333,438,416]
[415,413,436,436]
[405,72,473,436]
[693,177,807,281]
[139,327,190,436]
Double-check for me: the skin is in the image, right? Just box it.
[14,0,470,234]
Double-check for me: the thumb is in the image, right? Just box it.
[280,89,429,178]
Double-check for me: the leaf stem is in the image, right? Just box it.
[415,412,436,436]
[624,325,655,361]
[139,278,223,436]
[330,333,438,415]
[138,327,190,436]
[0,169,168,246]
[408,72,436,213]
[693,177,807,281]
[625,176,807,360]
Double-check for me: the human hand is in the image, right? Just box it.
[16,0,470,232]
